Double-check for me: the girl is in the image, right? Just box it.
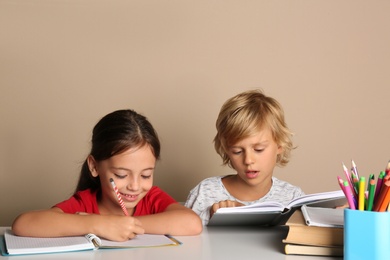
[185,89,305,225]
[12,109,202,240]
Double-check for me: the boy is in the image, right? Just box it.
[185,89,304,225]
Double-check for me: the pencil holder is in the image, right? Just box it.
[344,209,390,260]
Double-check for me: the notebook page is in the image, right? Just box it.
[99,234,179,248]
[4,229,95,255]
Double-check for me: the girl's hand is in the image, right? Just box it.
[210,200,245,218]
[93,215,145,241]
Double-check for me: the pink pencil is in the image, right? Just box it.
[343,181,357,210]
[342,163,357,198]
[337,176,346,192]
[109,178,129,216]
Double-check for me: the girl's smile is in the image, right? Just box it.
[120,192,139,202]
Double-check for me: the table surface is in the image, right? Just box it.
[0,226,342,259]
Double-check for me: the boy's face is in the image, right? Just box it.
[89,144,156,215]
[226,127,282,186]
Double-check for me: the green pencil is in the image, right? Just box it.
[367,179,376,211]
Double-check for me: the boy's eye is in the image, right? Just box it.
[255,149,264,152]
[141,175,152,179]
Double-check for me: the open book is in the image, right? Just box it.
[2,229,181,256]
[208,190,345,226]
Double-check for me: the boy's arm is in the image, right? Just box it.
[135,203,202,235]
[11,207,144,241]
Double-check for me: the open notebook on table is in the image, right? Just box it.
[208,190,345,226]
[1,229,181,256]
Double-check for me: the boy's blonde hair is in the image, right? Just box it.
[213,89,294,168]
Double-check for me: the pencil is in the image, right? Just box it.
[374,171,385,202]
[352,175,360,196]
[374,180,390,212]
[351,160,359,179]
[343,181,357,210]
[378,185,390,212]
[358,177,365,211]
[386,160,390,175]
[366,179,376,211]
[343,163,357,198]
[109,178,129,216]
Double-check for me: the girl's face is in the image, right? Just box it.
[226,127,282,187]
[89,144,156,215]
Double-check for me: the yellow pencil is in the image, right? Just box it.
[358,177,366,210]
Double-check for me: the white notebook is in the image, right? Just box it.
[301,205,344,228]
[3,229,180,255]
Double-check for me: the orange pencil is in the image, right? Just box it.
[373,180,390,212]
[378,181,390,212]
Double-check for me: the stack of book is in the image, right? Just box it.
[282,207,344,257]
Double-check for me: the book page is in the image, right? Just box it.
[4,229,94,255]
[215,202,284,213]
[99,234,180,248]
[215,190,345,214]
[287,190,345,208]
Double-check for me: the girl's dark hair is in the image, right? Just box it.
[75,109,160,193]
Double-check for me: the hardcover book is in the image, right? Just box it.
[208,190,345,226]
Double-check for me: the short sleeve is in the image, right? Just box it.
[133,186,177,216]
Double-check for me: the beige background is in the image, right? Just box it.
[1,1,389,226]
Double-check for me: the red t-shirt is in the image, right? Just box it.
[55,186,177,216]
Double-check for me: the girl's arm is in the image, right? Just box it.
[135,203,202,235]
[11,207,144,241]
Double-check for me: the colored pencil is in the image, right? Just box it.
[109,178,129,216]
[358,177,366,211]
[343,163,357,198]
[374,171,385,202]
[366,179,376,211]
[386,160,390,175]
[351,160,359,179]
[343,181,357,210]
[375,180,390,212]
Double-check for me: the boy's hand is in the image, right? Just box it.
[210,200,245,218]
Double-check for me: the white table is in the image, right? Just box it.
[0,226,342,259]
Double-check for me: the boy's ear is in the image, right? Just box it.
[277,145,283,155]
[87,155,98,177]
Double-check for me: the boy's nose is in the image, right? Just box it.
[244,152,254,165]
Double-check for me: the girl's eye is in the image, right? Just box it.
[231,151,242,155]
[141,175,152,179]
[114,174,127,179]
[255,149,264,153]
